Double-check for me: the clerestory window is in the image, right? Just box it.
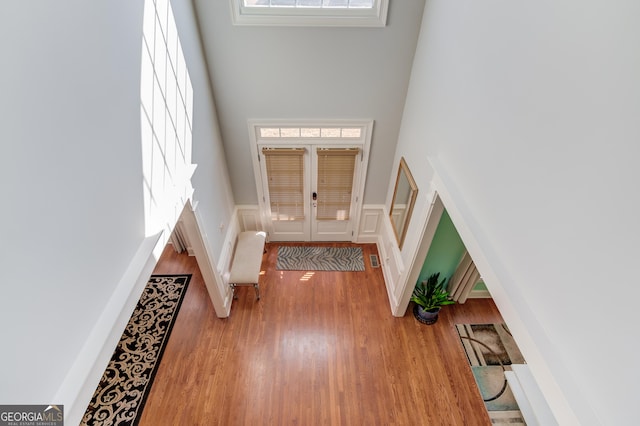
[230,0,388,27]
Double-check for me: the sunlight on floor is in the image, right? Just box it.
[300,271,315,281]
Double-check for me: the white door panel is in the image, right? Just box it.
[271,219,309,241]
[312,219,352,241]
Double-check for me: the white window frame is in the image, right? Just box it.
[230,0,389,27]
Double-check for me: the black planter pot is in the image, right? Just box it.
[413,304,440,325]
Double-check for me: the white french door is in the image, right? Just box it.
[258,144,361,242]
[250,120,373,242]
[311,147,360,241]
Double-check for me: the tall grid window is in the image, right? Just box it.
[140,0,194,238]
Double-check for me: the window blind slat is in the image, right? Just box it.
[316,148,358,220]
[263,148,306,221]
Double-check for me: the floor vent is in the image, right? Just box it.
[369,254,380,268]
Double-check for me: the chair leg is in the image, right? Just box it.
[230,283,260,301]
[231,284,238,300]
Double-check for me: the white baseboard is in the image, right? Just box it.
[468,289,492,298]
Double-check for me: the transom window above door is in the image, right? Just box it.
[258,126,362,139]
[230,0,388,27]
[251,121,370,145]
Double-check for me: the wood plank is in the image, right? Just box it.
[138,242,503,425]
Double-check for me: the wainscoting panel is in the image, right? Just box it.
[357,205,384,243]
[376,213,404,310]
[219,213,242,278]
[386,241,404,294]
[236,205,261,232]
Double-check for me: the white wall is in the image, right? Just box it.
[0,0,234,423]
[171,0,236,259]
[394,0,640,424]
[0,0,146,406]
[170,0,237,315]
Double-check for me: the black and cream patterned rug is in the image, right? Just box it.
[276,246,365,271]
[81,274,191,426]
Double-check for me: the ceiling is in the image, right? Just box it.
[192,0,426,204]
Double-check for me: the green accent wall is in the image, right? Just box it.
[416,209,466,288]
[474,280,487,291]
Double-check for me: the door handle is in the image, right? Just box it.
[312,192,317,200]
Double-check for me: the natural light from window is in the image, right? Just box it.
[231,0,387,26]
[244,0,374,8]
[258,126,362,139]
[140,0,195,239]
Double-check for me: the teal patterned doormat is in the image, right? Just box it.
[276,246,365,271]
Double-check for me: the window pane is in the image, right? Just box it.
[260,128,281,137]
[298,0,322,6]
[263,149,306,220]
[341,128,361,138]
[244,0,373,7]
[234,0,386,26]
[323,0,348,8]
[349,0,373,7]
[321,128,341,138]
[316,149,357,220]
[301,128,321,137]
[244,0,269,6]
[271,0,296,6]
[280,128,301,137]
[257,125,363,139]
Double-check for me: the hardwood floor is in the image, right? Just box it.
[138,242,503,425]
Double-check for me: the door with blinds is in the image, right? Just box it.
[259,145,360,242]
[260,147,310,241]
[311,147,359,241]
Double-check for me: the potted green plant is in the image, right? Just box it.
[411,272,454,324]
